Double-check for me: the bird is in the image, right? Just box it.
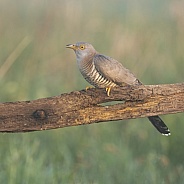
[66,42,171,136]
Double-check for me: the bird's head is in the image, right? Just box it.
[66,42,97,61]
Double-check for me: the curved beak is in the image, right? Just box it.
[66,44,77,50]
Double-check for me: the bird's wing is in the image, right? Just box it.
[93,54,140,85]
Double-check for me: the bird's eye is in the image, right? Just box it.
[80,45,85,50]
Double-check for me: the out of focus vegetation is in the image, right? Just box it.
[0,0,184,183]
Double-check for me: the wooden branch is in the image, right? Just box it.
[0,83,184,133]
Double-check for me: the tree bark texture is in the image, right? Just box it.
[0,83,183,133]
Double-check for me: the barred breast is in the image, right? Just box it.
[77,57,117,88]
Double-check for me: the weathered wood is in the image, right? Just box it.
[0,83,184,132]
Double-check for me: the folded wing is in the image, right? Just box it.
[93,54,140,86]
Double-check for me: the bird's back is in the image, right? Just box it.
[93,54,141,86]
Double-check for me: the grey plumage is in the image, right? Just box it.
[66,42,170,136]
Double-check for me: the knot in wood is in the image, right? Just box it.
[33,109,47,120]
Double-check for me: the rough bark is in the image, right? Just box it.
[0,83,184,133]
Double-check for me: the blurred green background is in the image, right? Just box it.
[0,0,184,183]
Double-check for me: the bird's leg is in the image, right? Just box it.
[85,86,94,91]
[105,87,111,96]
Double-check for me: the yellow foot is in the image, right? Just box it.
[85,86,94,91]
[105,87,111,96]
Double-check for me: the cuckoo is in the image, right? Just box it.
[66,42,170,136]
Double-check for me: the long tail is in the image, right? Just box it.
[148,116,171,136]
[135,81,171,136]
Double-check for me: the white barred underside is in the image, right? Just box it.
[79,59,117,88]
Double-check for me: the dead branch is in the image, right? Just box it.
[0,83,184,133]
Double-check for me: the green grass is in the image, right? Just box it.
[0,0,184,183]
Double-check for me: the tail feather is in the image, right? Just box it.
[148,116,171,136]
